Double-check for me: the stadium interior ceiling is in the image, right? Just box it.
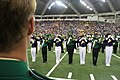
[35,0,120,25]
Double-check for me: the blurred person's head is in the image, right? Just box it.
[0,0,36,61]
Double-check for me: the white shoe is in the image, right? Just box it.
[56,61,59,64]
[106,64,110,66]
[83,62,85,65]
[32,60,35,62]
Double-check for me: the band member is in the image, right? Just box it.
[66,35,74,64]
[73,35,77,53]
[41,37,48,63]
[63,36,67,49]
[37,36,41,53]
[113,37,118,54]
[105,34,114,66]
[31,36,37,62]
[78,35,87,65]
[48,36,52,51]
[87,37,93,53]
[60,36,64,53]
[92,37,101,66]
[54,35,62,64]
[101,35,107,53]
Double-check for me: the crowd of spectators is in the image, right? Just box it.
[34,20,120,36]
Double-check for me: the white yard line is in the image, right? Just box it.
[111,75,118,80]
[49,77,74,80]
[46,52,68,77]
[67,72,72,79]
[90,74,95,80]
[112,54,120,59]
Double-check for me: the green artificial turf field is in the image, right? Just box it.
[28,47,120,80]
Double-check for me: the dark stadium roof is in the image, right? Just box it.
[35,0,120,16]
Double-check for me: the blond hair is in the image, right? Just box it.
[0,0,36,53]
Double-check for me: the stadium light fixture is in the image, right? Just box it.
[89,8,93,11]
[87,6,90,9]
[80,0,92,11]
[48,0,67,10]
[101,0,106,2]
[86,6,92,11]
[48,2,55,9]
[80,0,87,6]
[55,1,67,8]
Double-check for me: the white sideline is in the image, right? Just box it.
[90,74,95,80]
[112,54,120,59]
[67,72,72,79]
[112,54,119,80]
[111,75,118,80]
[46,52,68,77]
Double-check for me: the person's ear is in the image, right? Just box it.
[28,16,35,35]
